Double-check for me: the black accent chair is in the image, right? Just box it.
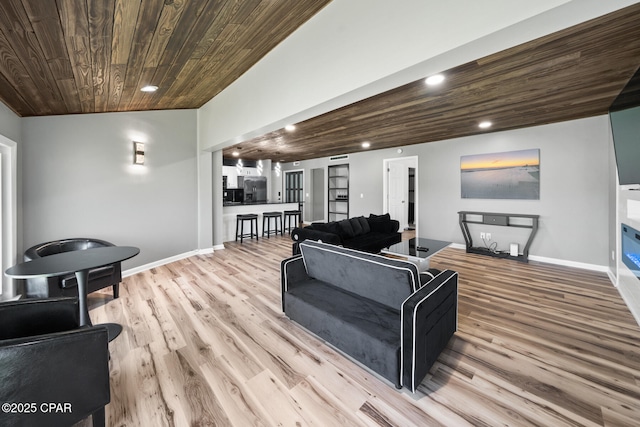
[23,238,122,299]
[0,297,110,426]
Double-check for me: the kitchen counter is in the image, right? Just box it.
[223,200,298,206]
[222,201,300,242]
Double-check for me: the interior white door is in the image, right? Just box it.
[387,161,408,229]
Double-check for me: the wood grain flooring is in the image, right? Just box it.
[83,235,640,426]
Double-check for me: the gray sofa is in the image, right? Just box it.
[281,240,458,392]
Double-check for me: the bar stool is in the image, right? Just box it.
[235,214,259,243]
[262,211,283,238]
[283,210,301,234]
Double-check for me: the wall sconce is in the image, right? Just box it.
[275,162,281,177]
[133,141,145,165]
[257,160,263,175]
[236,158,243,174]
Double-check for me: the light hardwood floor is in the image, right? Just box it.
[84,235,640,426]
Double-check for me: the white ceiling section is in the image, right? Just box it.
[198,0,638,153]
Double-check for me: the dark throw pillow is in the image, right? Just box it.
[337,219,355,238]
[357,216,371,234]
[349,217,364,236]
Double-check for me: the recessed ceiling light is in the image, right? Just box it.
[285,124,296,131]
[232,151,239,157]
[362,141,371,148]
[141,85,158,92]
[425,74,445,86]
[479,121,492,129]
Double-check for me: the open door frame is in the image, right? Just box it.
[383,156,418,237]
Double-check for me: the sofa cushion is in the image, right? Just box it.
[367,213,399,234]
[337,219,355,238]
[369,213,391,222]
[345,232,401,253]
[349,217,364,236]
[357,216,371,234]
[299,240,418,308]
[285,279,400,384]
[310,222,340,235]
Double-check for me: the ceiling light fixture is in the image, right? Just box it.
[479,121,492,129]
[285,124,296,131]
[232,151,239,157]
[425,74,445,86]
[141,85,158,92]
[362,142,371,148]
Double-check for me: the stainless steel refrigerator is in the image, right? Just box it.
[243,176,267,202]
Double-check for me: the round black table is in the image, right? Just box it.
[5,246,139,341]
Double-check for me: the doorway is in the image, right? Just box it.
[383,156,418,235]
[285,169,304,219]
[0,134,17,299]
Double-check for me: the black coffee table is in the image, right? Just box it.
[382,237,450,270]
[5,246,139,341]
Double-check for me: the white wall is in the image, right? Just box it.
[0,102,21,143]
[198,0,637,152]
[283,116,611,267]
[21,110,198,269]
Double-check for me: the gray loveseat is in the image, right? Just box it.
[281,240,458,392]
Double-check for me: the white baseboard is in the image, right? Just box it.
[123,247,220,277]
[448,243,608,273]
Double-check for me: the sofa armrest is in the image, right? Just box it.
[400,270,458,392]
[291,227,342,245]
[280,255,310,311]
[0,297,79,340]
[368,218,400,234]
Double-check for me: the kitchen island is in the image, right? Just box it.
[222,201,300,242]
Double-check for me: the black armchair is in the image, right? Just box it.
[0,297,110,426]
[23,238,122,299]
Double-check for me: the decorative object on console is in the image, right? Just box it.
[281,240,458,392]
[461,149,540,199]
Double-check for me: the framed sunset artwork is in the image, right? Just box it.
[461,149,540,199]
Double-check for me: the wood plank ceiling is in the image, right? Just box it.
[1,2,639,163]
[0,0,331,116]
[223,3,640,163]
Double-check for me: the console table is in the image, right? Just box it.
[458,211,539,262]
